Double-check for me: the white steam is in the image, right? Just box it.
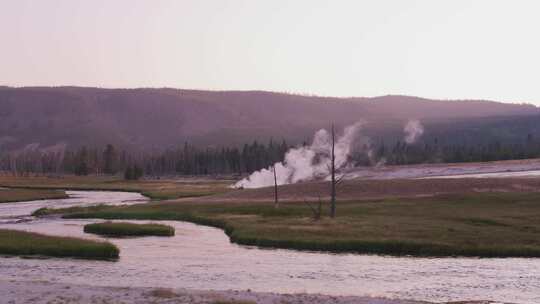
[404,120,424,144]
[234,122,365,189]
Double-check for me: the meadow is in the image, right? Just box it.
[43,190,540,257]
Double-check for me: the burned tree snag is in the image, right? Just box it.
[330,123,337,218]
[273,165,279,208]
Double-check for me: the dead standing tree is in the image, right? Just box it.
[303,195,323,220]
[330,124,336,218]
[300,123,344,220]
[329,123,345,218]
[273,165,279,208]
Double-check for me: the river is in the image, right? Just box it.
[1,191,539,303]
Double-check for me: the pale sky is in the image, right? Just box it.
[1,0,540,104]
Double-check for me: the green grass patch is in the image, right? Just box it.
[84,222,175,237]
[41,191,540,257]
[0,188,67,203]
[0,229,119,260]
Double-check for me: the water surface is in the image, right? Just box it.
[1,191,539,303]
[0,190,146,224]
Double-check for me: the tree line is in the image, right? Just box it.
[354,134,540,166]
[0,140,289,178]
[1,134,539,177]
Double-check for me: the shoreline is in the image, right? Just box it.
[1,279,500,304]
[0,187,68,204]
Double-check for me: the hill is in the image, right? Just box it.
[0,86,538,151]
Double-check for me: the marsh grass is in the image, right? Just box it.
[147,288,179,298]
[49,192,540,257]
[0,229,119,260]
[0,188,67,203]
[84,222,175,237]
[0,175,232,200]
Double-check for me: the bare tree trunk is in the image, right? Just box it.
[273,165,279,208]
[330,123,336,218]
[317,195,322,220]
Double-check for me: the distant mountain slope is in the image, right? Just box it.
[0,86,538,151]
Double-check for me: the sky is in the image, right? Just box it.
[1,0,540,104]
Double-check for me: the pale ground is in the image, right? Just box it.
[344,158,540,180]
[0,280,504,304]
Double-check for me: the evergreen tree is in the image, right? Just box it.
[133,165,143,180]
[103,144,117,174]
[124,166,133,180]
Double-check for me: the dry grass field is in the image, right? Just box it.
[0,175,233,200]
[0,187,67,203]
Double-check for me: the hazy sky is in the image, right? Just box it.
[1,0,540,104]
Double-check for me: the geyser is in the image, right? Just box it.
[404,120,424,144]
[234,122,365,189]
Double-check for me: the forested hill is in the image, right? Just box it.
[0,86,538,151]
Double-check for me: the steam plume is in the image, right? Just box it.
[404,120,424,144]
[234,122,365,189]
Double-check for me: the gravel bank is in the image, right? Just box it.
[0,279,443,304]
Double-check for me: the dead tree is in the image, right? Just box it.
[303,195,323,220]
[329,123,347,218]
[273,165,279,208]
[330,123,337,218]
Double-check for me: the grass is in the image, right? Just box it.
[0,188,68,203]
[84,222,175,237]
[0,229,119,260]
[39,191,540,257]
[0,175,232,200]
[212,301,256,304]
[147,288,180,298]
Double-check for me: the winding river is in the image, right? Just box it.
[1,191,539,303]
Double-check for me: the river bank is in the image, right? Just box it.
[2,279,496,304]
[0,187,67,203]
